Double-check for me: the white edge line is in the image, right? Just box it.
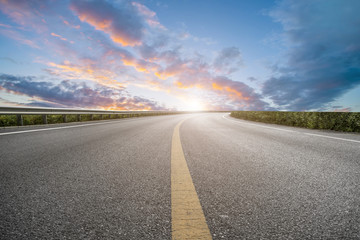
[223,115,360,144]
[303,133,360,144]
[222,115,295,133]
[0,119,131,136]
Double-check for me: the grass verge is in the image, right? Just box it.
[230,111,360,132]
[0,112,177,127]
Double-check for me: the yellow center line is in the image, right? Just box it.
[171,120,212,240]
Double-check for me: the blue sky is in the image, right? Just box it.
[0,0,359,111]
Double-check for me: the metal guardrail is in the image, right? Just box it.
[0,106,174,126]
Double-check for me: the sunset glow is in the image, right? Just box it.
[184,99,206,112]
[0,0,359,111]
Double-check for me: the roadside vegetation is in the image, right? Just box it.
[0,112,176,127]
[230,111,360,132]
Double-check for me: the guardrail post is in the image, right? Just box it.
[77,114,81,121]
[17,114,23,126]
[108,114,111,119]
[63,115,67,123]
[90,114,94,120]
[42,115,48,124]
[101,114,103,120]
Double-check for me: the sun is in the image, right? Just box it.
[185,99,205,111]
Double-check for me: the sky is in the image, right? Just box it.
[0,0,359,111]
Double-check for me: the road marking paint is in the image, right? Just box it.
[171,120,212,240]
[0,118,143,136]
[223,115,360,144]
[303,133,360,144]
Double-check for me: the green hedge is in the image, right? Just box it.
[230,111,360,132]
[0,112,178,127]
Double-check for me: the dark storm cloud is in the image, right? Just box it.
[263,0,360,111]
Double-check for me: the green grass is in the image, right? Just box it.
[230,111,360,132]
[0,112,178,127]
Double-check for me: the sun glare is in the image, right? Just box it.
[185,99,205,111]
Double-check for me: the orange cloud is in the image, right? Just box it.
[79,15,141,46]
[62,19,80,29]
[212,82,248,100]
[155,71,175,80]
[47,61,124,89]
[120,56,160,74]
[224,86,249,100]
[154,64,187,80]
[122,59,147,72]
[70,1,144,47]
[212,82,223,91]
[51,32,70,42]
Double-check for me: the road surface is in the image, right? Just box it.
[1,113,360,239]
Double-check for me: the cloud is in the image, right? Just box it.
[0,28,40,48]
[0,73,167,110]
[46,60,126,89]
[213,47,243,74]
[248,77,257,82]
[176,75,269,110]
[51,32,74,43]
[70,0,146,46]
[61,17,80,29]
[333,107,351,112]
[140,44,270,110]
[0,0,275,111]
[137,34,170,60]
[262,0,360,111]
[133,41,270,110]
[0,23,12,28]
[0,57,18,64]
[0,0,36,25]
[0,0,50,32]
[131,2,165,30]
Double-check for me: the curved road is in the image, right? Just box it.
[1,113,360,239]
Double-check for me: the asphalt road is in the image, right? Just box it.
[1,113,360,239]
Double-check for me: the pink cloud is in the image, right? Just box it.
[50,32,74,43]
[70,0,145,46]
[132,2,166,29]
[0,0,48,32]
[333,107,351,112]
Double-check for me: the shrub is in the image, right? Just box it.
[230,111,360,132]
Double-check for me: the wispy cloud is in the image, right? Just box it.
[51,32,74,43]
[0,28,40,48]
[0,57,18,64]
[0,0,50,32]
[0,23,12,28]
